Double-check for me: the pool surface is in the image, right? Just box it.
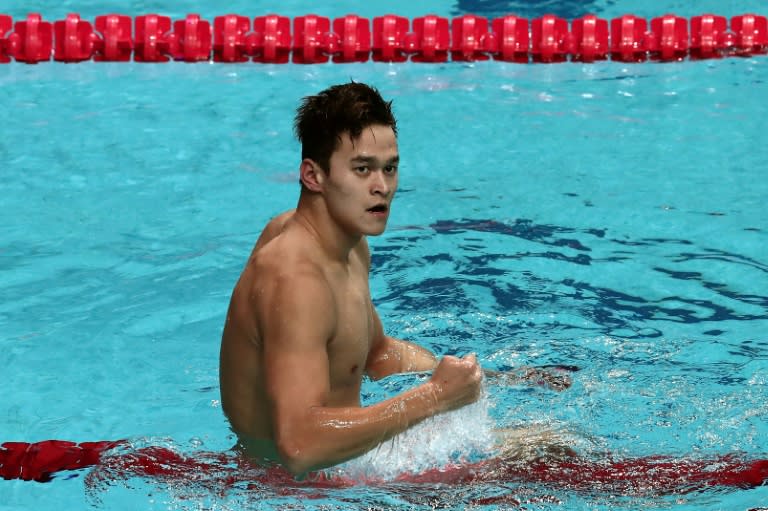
[2,0,767,509]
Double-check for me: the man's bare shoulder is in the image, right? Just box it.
[253,235,316,273]
[246,229,336,342]
[251,210,296,254]
[247,216,332,299]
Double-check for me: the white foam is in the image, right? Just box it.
[328,392,497,482]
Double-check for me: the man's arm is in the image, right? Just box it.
[365,306,437,380]
[484,366,576,391]
[257,268,481,476]
[357,238,437,380]
[364,305,575,390]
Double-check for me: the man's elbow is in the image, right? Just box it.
[275,436,321,476]
[364,365,387,381]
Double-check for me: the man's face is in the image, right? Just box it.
[323,124,399,237]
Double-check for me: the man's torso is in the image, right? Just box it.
[219,211,374,462]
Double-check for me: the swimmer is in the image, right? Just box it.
[219,82,567,478]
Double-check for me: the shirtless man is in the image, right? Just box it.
[219,82,483,477]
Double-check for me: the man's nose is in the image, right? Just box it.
[371,171,391,195]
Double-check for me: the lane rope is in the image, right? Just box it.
[2,439,767,494]
[0,12,766,64]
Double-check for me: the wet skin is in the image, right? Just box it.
[219,125,483,475]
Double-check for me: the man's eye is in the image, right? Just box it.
[354,166,370,173]
[384,166,398,174]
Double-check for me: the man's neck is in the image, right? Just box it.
[294,194,362,263]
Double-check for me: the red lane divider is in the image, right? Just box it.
[0,12,767,64]
[93,15,132,61]
[0,440,121,482]
[2,439,768,494]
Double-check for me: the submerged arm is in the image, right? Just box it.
[484,366,576,391]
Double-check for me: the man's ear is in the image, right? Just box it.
[299,158,325,192]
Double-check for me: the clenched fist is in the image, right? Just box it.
[429,354,483,413]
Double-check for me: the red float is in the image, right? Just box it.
[571,14,609,62]
[7,13,52,63]
[372,15,409,62]
[451,15,490,62]
[168,14,211,62]
[293,15,331,64]
[93,15,132,62]
[134,14,171,62]
[531,14,569,62]
[0,14,11,62]
[331,15,370,63]
[731,14,768,54]
[213,14,250,63]
[488,15,529,63]
[648,14,688,61]
[409,15,450,63]
[251,15,291,64]
[611,14,649,62]
[690,14,728,59]
[53,13,95,62]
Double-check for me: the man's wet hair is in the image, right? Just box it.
[294,82,397,174]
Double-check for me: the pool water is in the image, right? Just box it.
[2,0,768,510]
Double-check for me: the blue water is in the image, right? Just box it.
[2,0,768,510]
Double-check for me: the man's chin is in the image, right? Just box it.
[364,224,388,236]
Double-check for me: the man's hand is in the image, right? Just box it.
[428,354,483,413]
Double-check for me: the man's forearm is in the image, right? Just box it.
[275,381,440,475]
[367,337,437,379]
[396,338,438,372]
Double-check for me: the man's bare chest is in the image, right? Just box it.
[326,267,374,389]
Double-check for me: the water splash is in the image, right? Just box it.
[333,392,497,481]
